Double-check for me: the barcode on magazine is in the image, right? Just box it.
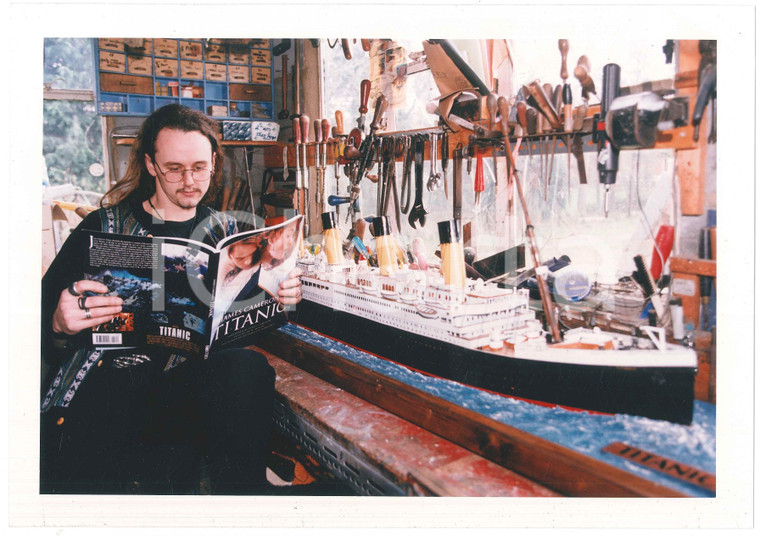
[93,334,122,345]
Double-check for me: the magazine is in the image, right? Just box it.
[80,215,303,359]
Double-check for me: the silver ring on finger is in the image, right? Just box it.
[78,296,88,310]
[84,308,91,320]
[68,281,82,296]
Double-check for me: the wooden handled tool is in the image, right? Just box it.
[361,39,371,51]
[292,117,303,215]
[321,118,331,207]
[499,120,562,343]
[558,40,573,134]
[300,114,311,232]
[486,93,498,131]
[314,120,323,208]
[293,40,301,117]
[474,148,484,206]
[574,55,596,101]
[341,39,352,60]
[278,54,289,119]
[357,79,371,130]
[321,119,331,151]
[335,110,344,135]
[369,94,389,131]
[516,101,528,132]
[486,93,498,183]
[497,96,511,176]
[558,39,569,81]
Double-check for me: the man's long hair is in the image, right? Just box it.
[100,104,225,208]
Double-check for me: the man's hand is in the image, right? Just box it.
[276,268,303,306]
[51,280,124,336]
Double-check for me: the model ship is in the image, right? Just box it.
[292,212,697,425]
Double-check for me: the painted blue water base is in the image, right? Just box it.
[279,323,716,498]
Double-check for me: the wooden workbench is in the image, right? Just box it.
[257,349,558,497]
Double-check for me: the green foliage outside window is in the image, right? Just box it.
[43,38,106,193]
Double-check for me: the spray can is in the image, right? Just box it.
[438,219,466,289]
[372,216,396,276]
[321,211,343,265]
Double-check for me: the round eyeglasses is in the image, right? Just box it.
[152,159,213,183]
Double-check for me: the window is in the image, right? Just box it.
[43,38,106,194]
[320,39,676,281]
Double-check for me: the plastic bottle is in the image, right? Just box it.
[650,225,674,282]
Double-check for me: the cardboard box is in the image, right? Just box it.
[205,62,227,82]
[99,51,126,73]
[180,60,203,80]
[250,39,270,48]
[221,120,252,141]
[154,57,179,78]
[228,64,250,83]
[154,38,178,57]
[208,105,228,117]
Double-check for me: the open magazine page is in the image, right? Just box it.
[209,215,303,353]
[83,231,216,359]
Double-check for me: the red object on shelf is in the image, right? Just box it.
[650,225,674,281]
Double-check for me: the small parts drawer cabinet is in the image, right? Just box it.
[95,38,273,121]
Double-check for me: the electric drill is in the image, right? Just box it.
[596,63,621,217]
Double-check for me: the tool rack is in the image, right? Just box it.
[94,38,275,121]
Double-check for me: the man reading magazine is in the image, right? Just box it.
[41,104,303,494]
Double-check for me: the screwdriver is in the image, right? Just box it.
[474,147,484,206]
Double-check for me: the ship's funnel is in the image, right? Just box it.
[438,219,466,288]
[321,211,343,265]
[373,216,396,276]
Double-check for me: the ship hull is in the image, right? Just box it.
[292,299,696,424]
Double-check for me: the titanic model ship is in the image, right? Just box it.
[293,212,697,425]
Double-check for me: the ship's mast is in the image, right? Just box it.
[501,134,563,343]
